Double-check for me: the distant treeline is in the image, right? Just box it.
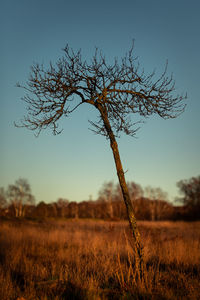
[1,177,200,221]
[0,197,199,221]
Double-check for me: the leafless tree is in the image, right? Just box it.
[7,178,35,217]
[16,43,186,277]
[98,181,115,218]
[57,198,69,218]
[0,187,7,208]
[177,176,200,207]
[145,186,169,221]
[127,181,144,201]
[0,187,7,216]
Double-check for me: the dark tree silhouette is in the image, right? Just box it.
[177,176,200,207]
[16,43,186,277]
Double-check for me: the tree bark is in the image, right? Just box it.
[97,104,144,277]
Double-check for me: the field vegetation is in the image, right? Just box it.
[0,219,200,299]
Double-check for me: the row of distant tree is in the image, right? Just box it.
[0,176,200,221]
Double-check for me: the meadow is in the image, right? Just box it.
[0,219,199,299]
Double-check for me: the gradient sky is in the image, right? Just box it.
[1,0,200,204]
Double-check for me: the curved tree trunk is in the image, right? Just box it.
[98,104,144,277]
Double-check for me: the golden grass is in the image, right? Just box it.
[0,219,200,299]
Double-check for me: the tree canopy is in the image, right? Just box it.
[16,43,186,137]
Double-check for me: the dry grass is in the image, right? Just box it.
[0,219,200,299]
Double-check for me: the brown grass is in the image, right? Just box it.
[0,219,200,299]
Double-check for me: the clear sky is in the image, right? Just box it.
[1,0,200,204]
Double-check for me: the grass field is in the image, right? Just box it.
[0,219,199,299]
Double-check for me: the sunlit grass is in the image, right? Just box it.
[0,219,199,299]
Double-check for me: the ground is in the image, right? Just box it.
[0,218,199,299]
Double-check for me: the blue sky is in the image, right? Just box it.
[1,0,200,203]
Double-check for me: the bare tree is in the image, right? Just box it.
[0,187,7,216]
[56,198,69,218]
[145,186,169,221]
[127,181,144,201]
[177,176,200,207]
[0,187,7,208]
[16,43,186,277]
[7,178,35,217]
[98,181,115,218]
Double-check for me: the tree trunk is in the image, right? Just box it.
[97,104,145,277]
